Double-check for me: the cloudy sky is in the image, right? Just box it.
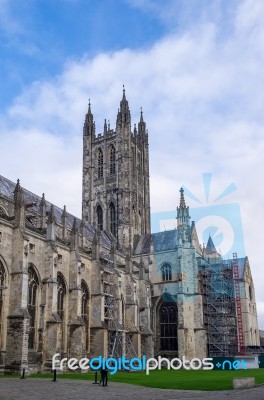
[1,0,264,328]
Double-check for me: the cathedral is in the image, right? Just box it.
[0,89,259,373]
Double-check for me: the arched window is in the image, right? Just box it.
[81,281,89,323]
[109,145,116,174]
[28,265,39,349]
[98,148,103,178]
[109,203,116,237]
[0,262,5,348]
[81,280,89,351]
[57,273,66,321]
[160,301,177,351]
[249,285,252,301]
[0,206,8,216]
[161,263,172,281]
[97,205,103,230]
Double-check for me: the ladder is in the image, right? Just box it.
[233,253,245,354]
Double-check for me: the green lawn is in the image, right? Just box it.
[19,369,264,391]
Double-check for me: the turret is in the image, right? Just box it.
[83,100,95,137]
[116,86,131,126]
[39,193,47,229]
[138,109,146,134]
[70,218,79,251]
[61,205,67,239]
[177,188,190,228]
[14,179,25,228]
[204,235,221,259]
[47,205,56,241]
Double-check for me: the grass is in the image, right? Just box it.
[14,368,264,391]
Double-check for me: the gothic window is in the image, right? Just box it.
[57,273,66,321]
[0,207,7,215]
[28,265,39,349]
[160,302,178,351]
[0,206,8,219]
[249,285,252,301]
[109,145,116,175]
[81,281,89,351]
[0,262,5,348]
[98,148,103,178]
[97,205,103,230]
[109,203,116,237]
[161,263,172,281]
[81,281,89,322]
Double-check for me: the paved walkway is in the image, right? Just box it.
[0,378,264,400]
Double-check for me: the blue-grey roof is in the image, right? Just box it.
[152,230,178,252]
[134,234,152,255]
[134,230,178,255]
[205,236,217,254]
[0,174,111,249]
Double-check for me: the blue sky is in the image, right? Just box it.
[0,0,166,109]
[1,0,264,327]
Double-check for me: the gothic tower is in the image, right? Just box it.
[82,88,151,250]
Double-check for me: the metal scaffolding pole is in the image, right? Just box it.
[199,258,237,357]
[101,253,137,359]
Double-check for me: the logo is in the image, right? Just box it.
[215,359,248,370]
[151,173,245,258]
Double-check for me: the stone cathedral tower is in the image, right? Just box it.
[82,88,151,250]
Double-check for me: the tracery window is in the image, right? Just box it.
[109,203,116,237]
[161,263,172,281]
[109,145,116,175]
[28,265,39,349]
[81,281,89,323]
[160,302,177,351]
[97,205,103,230]
[57,273,66,321]
[98,148,103,178]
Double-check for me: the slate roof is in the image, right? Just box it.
[205,235,217,254]
[134,230,178,255]
[0,174,111,249]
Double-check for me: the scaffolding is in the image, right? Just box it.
[101,253,137,359]
[199,259,237,357]
[232,252,245,354]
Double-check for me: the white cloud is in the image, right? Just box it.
[1,0,264,327]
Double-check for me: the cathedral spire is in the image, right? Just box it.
[104,119,107,134]
[84,99,95,136]
[138,107,146,135]
[177,187,190,229]
[205,235,216,254]
[179,187,186,209]
[120,85,129,111]
[122,85,126,100]
[204,235,221,258]
[140,108,144,123]
[117,85,131,126]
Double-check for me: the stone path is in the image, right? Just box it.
[0,378,264,400]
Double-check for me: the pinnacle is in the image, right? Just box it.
[179,187,186,209]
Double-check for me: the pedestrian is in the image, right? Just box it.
[100,366,108,387]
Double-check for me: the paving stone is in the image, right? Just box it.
[0,379,264,400]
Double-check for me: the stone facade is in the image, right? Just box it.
[82,88,151,250]
[0,89,260,373]
[0,176,152,373]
